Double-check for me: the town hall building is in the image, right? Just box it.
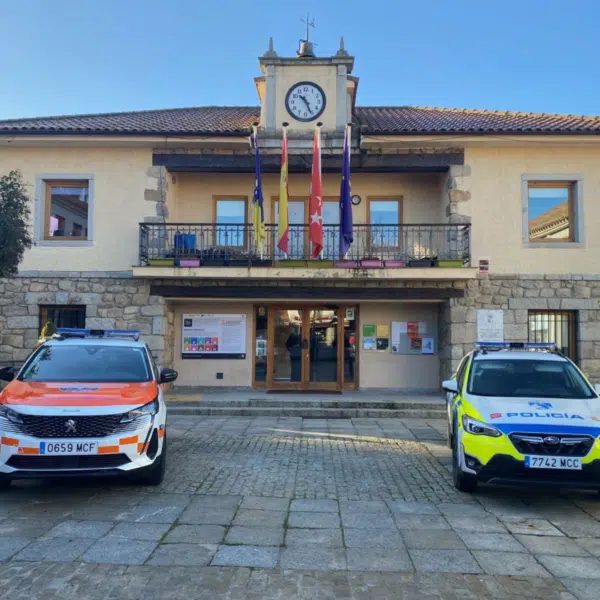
[1,36,600,392]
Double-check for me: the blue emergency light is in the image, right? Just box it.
[56,328,141,341]
[474,341,558,352]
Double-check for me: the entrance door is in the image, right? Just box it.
[266,306,343,390]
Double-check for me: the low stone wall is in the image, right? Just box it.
[439,274,600,382]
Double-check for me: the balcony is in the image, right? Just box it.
[138,222,471,271]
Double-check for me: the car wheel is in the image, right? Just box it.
[452,422,478,493]
[138,434,167,486]
[0,476,12,490]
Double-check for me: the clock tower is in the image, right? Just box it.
[255,36,357,138]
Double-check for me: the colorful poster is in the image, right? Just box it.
[182,314,246,358]
[363,337,376,351]
[376,337,389,351]
[376,324,389,337]
[421,337,435,354]
[363,324,376,337]
[410,337,422,351]
[407,322,419,337]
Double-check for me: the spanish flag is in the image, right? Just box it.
[277,124,289,254]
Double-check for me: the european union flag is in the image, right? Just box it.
[339,124,353,257]
[252,126,266,253]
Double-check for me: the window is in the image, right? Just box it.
[45,181,89,240]
[456,356,470,391]
[525,180,580,243]
[214,198,247,246]
[528,310,576,362]
[467,358,593,399]
[39,305,86,333]
[20,345,151,383]
[368,199,401,247]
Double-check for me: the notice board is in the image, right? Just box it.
[391,318,437,355]
[182,314,247,359]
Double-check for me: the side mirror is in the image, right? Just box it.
[159,368,178,384]
[442,379,459,394]
[0,367,15,383]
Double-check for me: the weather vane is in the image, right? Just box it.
[301,13,315,42]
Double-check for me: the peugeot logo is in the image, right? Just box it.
[65,419,77,434]
[543,436,560,446]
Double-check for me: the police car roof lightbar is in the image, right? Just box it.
[474,341,558,352]
[56,328,141,341]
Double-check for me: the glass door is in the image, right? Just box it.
[266,306,344,390]
[269,308,304,389]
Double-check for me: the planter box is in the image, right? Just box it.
[438,259,464,268]
[306,260,334,269]
[384,260,406,268]
[177,258,200,267]
[361,259,383,268]
[249,259,273,267]
[148,258,175,266]
[277,260,306,268]
[408,259,437,268]
[228,259,251,267]
[201,259,227,267]
[335,260,359,268]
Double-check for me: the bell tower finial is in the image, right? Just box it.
[298,14,317,57]
[336,36,349,57]
[262,36,278,58]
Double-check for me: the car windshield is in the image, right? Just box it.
[468,358,595,399]
[19,344,151,383]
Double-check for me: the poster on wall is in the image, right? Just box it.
[182,314,247,359]
[477,310,504,343]
[421,337,435,354]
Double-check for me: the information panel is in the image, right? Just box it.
[182,314,247,359]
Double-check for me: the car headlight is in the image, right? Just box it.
[462,414,501,437]
[120,399,158,423]
[0,405,23,424]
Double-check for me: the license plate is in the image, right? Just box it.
[524,455,582,470]
[39,441,98,455]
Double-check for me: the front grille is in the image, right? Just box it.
[19,414,123,438]
[7,454,130,470]
[509,432,595,458]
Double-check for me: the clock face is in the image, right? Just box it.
[285,81,326,122]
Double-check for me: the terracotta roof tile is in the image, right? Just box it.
[1,105,600,136]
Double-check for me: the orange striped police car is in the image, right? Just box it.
[0,328,176,488]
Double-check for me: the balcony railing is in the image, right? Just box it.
[139,223,471,267]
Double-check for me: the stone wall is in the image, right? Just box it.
[439,274,600,383]
[0,275,171,369]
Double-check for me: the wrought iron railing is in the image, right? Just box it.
[139,223,471,266]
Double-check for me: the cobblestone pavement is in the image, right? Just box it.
[0,416,600,599]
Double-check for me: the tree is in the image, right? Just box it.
[0,170,33,278]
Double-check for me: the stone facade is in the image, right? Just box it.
[0,275,175,371]
[2,273,599,386]
[439,274,600,383]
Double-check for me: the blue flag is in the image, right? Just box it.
[339,125,353,257]
[252,128,266,251]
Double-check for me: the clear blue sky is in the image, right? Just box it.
[2,0,599,120]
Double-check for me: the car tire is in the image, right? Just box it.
[452,422,478,493]
[0,476,12,490]
[138,434,167,486]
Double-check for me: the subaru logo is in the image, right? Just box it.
[65,419,77,434]
[543,436,560,446]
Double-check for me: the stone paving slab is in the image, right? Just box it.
[3,416,600,596]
